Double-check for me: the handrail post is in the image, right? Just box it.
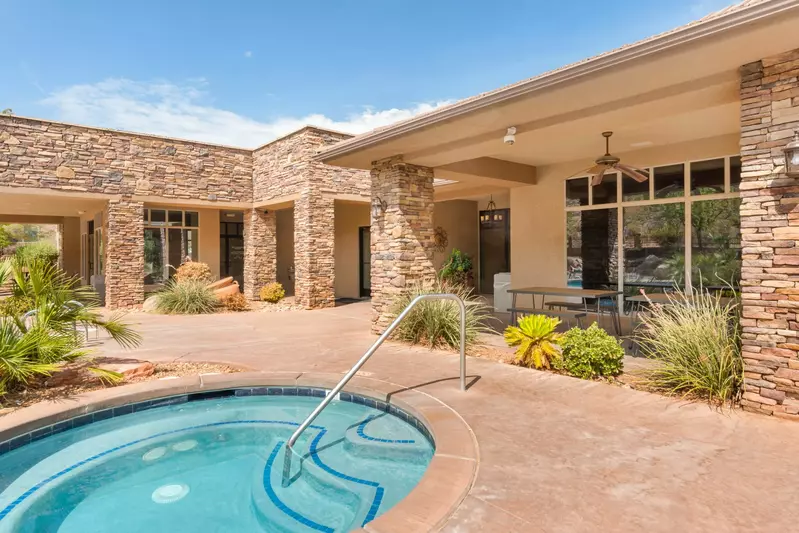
[286,293,467,450]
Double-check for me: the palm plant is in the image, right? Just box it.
[0,257,141,394]
[504,314,563,369]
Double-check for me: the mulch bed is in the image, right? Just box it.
[0,361,240,416]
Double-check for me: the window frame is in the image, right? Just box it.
[143,208,201,285]
[563,154,741,299]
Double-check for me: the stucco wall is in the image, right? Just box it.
[197,208,221,280]
[61,216,81,277]
[432,200,478,270]
[0,116,253,203]
[334,202,370,299]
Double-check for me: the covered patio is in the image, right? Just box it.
[317,3,799,419]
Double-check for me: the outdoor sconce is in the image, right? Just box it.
[785,130,799,178]
[371,196,387,218]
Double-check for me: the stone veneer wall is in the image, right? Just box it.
[370,157,436,333]
[252,128,370,308]
[739,48,799,420]
[294,192,336,308]
[252,128,368,203]
[243,208,277,300]
[0,116,253,202]
[105,199,144,309]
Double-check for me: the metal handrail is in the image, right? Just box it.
[286,293,466,449]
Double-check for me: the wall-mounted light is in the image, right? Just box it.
[371,196,387,218]
[784,130,799,178]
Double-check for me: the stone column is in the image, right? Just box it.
[105,198,144,309]
[370,156,436,333]
[243,208,277,300]
[739,48,799,420]
[294,191,335,309]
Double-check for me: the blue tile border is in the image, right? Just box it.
[309,429,384,526]
[0,386,435,456]
[264,441,334,533]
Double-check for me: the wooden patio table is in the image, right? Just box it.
[506,286,622,334]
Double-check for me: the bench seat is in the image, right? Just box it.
[508,307,587,328]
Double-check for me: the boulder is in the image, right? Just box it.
[143,295,160,312]
[98,361,155,380]
[45,361,155,387]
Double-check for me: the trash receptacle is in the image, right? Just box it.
[493,273,512,313]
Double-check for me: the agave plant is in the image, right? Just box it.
[0,257,141,394]
[504,314,563,369]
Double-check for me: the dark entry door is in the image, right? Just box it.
[479,208,510,294]
[359,227,371,298]
[220,219,244,289]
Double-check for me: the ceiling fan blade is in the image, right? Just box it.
[591,166,608,186]
[616,163,649,183]
[566,164,600,180]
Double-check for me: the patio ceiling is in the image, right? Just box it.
[0,190,106,218]
[318,1,799,184]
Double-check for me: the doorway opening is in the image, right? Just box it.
[359,226,371,298]
[479,208,510,294]
[220,211,244,289]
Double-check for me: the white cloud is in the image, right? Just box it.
[39,78,453,148]
[244,51,253,58]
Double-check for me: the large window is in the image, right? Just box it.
[143,209,199,285]
[564,155,741,297]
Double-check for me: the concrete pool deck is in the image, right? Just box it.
[88,302,799,531]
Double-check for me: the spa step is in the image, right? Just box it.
[343,414,431,463]
[251,441,363,533]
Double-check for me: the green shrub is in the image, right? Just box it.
[222,292,250,312]
[259,282,286,303]
[556,323,624,379]
[174,261,213,283]
[439,249,473,287]
[504,314,562,369]
[635,288,742,405]
[155,279,218,315]
[388,279,493,349]
[14,242,58,264]
[0,257,141,395]
[0,295,34,318]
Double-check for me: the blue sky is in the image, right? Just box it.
[2,0,736,147]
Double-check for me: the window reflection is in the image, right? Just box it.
[566,209,618,290]
[623,173,649,202]
[691,198,741,287]
[691,159,725,195]
[566,178,589,207]
[592,173,617,205]
[623,203,685,291]
[654,164,684,199]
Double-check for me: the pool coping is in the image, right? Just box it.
[0,371,479,533]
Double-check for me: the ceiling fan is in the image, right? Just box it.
[572,131,649,186]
